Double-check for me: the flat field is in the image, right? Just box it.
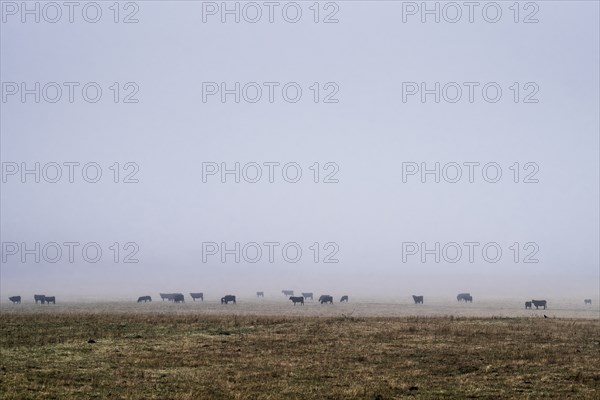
[1,302,599,399]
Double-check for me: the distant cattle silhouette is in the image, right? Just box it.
[172,293,185,303]
[34,294,46,304]
[412,295,423,304]
[340,295,349,303]
[301,292,313,300]
[282,290,294,296]
[159,293,172,301]
[44,296,56,304]
[584,299,592,305]
[457,293,471,302]
[221,295,236,304]
[160,293,184,302]
[9,296,21,304]
[137,296,152,303]
[190,293,204,301]
[525,301,532,309]
[319,295,333,304]
[289,296,304,305]
[256,292,264,298]
[531,300,547,309]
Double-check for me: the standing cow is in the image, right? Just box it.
[44,296,56,304]
[301,292,313,300]
[525,301,532,309]
[457,293,471,302]
[319,295,334,304]
[172,294,185,303]
[9,296,21,304]
[584,299,592,305]
[531,300,547,309]
[34,294,46,304]
[282,290,294,296]
[221,295,236,304]
[289,296,304,305]
[159,293,171,301]
[137,296,152,303]
[256,292,264,298]
[412,295,424,304]
[190,293,204,301]
[340,295,349,303]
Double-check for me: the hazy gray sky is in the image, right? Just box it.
[1,1,598,301]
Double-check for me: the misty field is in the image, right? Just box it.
[1,310,599,399]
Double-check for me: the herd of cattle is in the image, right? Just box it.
[6,292,594,308]
[7,295,56,304]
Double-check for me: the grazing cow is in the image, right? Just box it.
[584,299,592,305]
[319,295,334,304]
[137,296,152,303]
[256,292,264,298]
[289,296,304,305]
[301,292,313,300]
[282,290,294,296]
[9,296,21,304]
[340,295,349,303]
[457,293,471,302]
[172,293,185,303]
[412,295,424,304]
[221,295,236,304]
[525,301,532,309]
[44,296,56,304]
[190,293,204,301]
[531,300,547,309]
[34,294,46,304]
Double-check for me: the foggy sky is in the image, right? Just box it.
[1,1,599,302]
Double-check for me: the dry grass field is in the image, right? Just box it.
[1,310,599,399]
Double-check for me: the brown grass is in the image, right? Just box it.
[1,313,598,399]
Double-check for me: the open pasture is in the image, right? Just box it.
[1,304,599,399]
[1,297,598,319]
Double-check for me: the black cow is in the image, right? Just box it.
[340,295,349,303]
[532,300,547,309]
[172,293,185,303]
[159,293,172,301]
[190,293,204,301]
[282,290,294,296]
[221,295,236,304]
[319,295,333,304]
[584,299,592,305]
[301,292,313,300]
[9,296,21,304]
[137,296,152,303]
[161,293,184,302]
[256,292,264,298]
[289,296,304,305]
[457,293,471,302]
[412,295,424,304]
[34,294,46,304]
[44,296,56,304]
[525,301,532,309]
